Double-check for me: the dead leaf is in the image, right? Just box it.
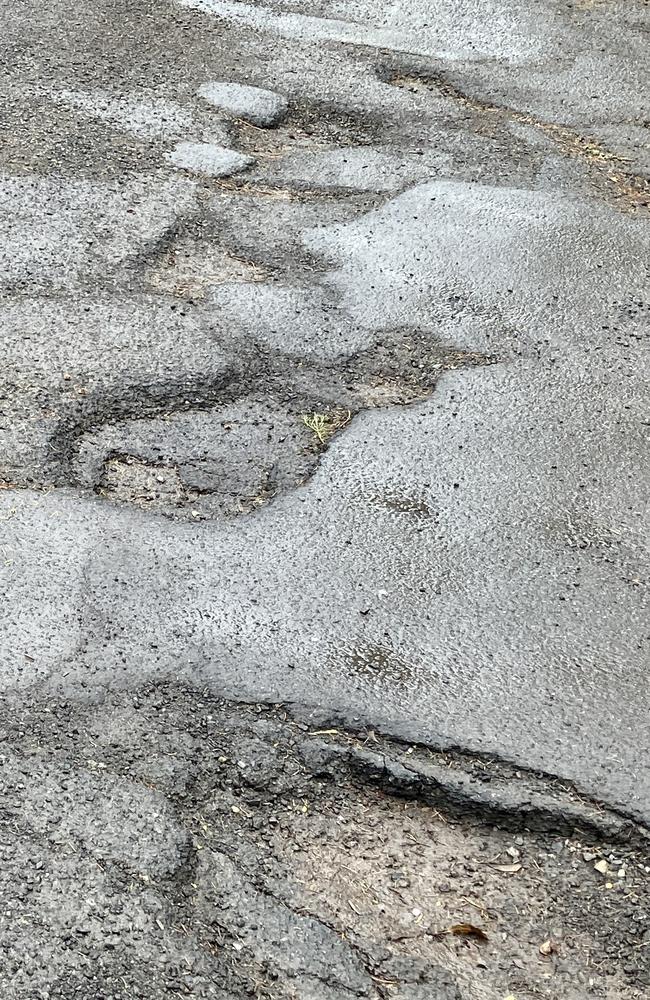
[450,923,488,941]
[492,863,523,874]
[539,939,555,956]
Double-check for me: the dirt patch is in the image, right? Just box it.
[98,453,187,509]
[279,789,648,1000]
[0,687,647,1000]
[145,237,270,299]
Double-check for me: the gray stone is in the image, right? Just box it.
[165,141,254,177]
[198,80,288,127]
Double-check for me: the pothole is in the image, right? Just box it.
[0,687,647,1000]
[145,236,270,299]
[81,396,319,520]
[61,333,493,519]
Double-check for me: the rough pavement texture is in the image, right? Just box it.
[0,0,649,996]
[2,689,649,1000]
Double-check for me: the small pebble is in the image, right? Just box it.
[198,80,288,127]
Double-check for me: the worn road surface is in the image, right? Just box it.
[1,1,649,998]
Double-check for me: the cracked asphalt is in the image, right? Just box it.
[1,0,649,997]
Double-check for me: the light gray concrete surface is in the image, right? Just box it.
[1,0,650,992]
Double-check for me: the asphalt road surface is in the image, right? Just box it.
[1,1,649,998]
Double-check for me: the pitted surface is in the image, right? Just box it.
[0,0,649,995]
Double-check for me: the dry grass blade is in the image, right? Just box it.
[302,410,351,444]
